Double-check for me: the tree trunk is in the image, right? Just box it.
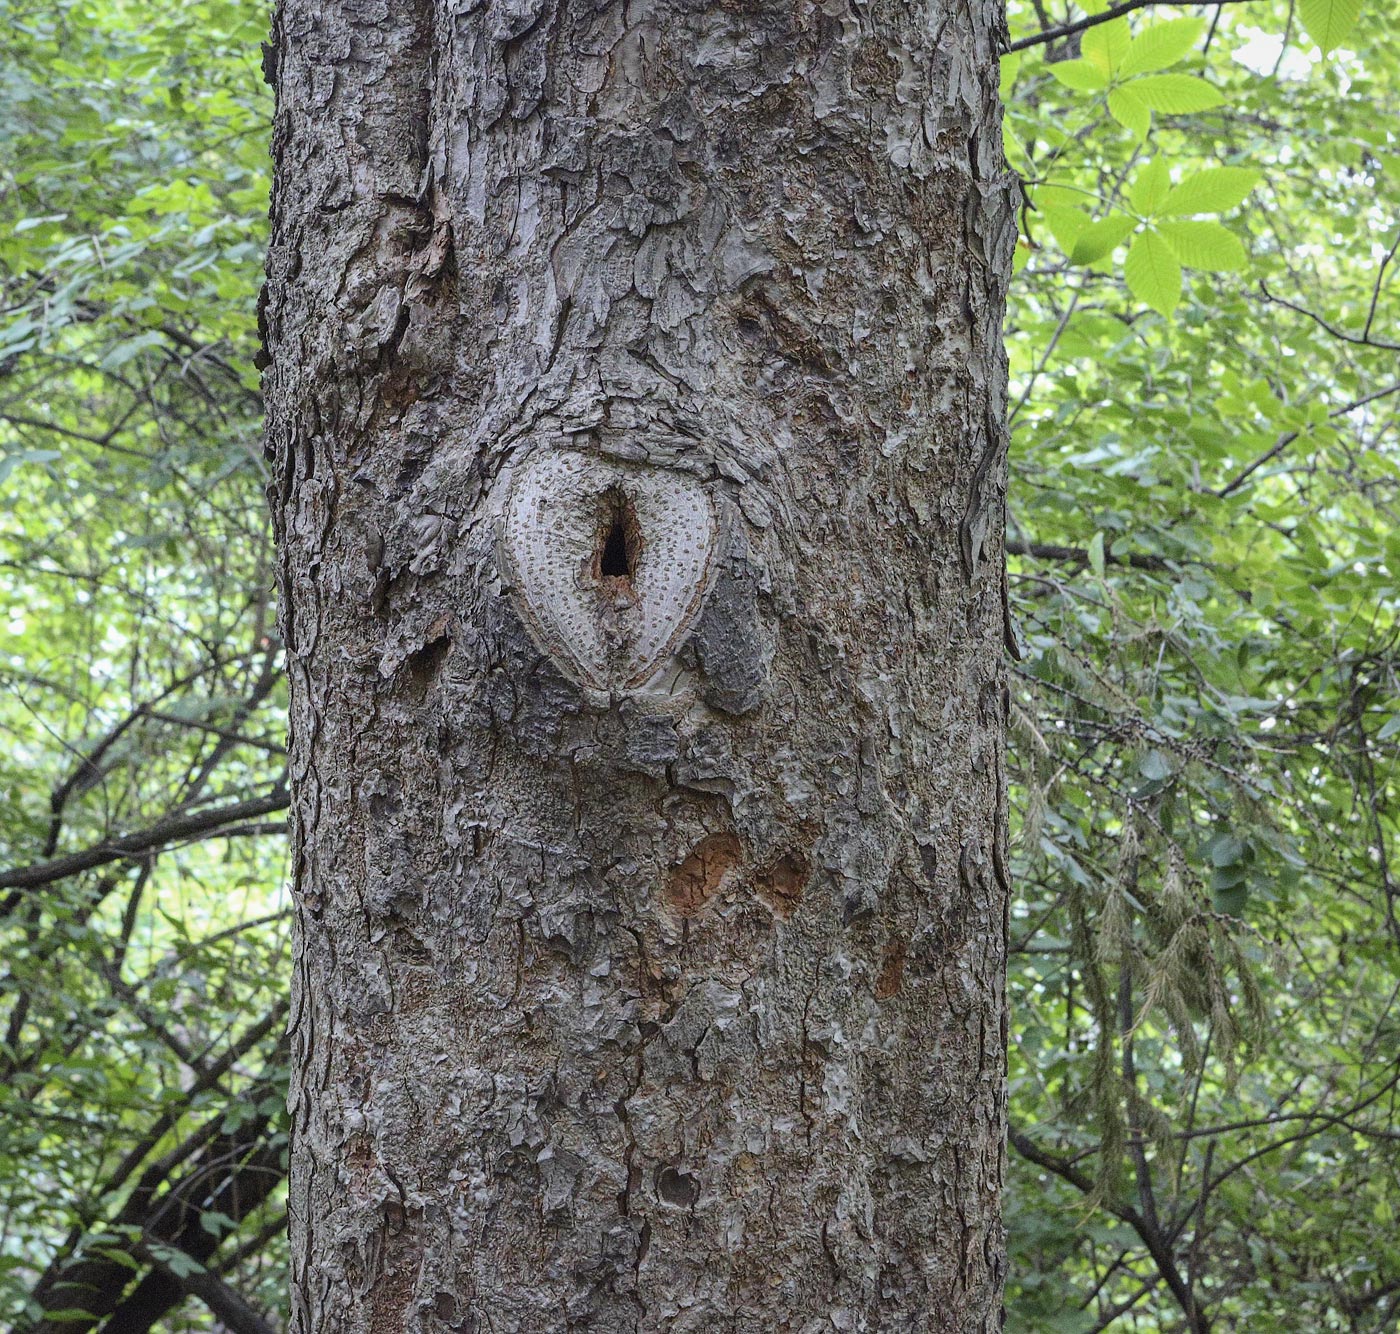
[263,0,1015,1328]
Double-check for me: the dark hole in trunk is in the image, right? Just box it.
[594,488,641,585]
[600,517,631,578]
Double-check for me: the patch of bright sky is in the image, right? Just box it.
[1232,26,1319,81]
[1231,24,1362,95]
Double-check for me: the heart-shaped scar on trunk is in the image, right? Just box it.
[499,451,719,691]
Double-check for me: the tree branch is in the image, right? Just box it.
[24,1106,286,1334]
[1216,381,1400,498]
[1259,280,1400,351]
[1007,538,1175,571]
[1363,228,1400,343]
[1010,1128,1211,1333]
[1006,0,1261,54]
[0,789,289,891]
[135,1243,278,1334]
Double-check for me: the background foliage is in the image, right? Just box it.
[1,0,1397,1329]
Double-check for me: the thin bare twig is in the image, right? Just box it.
[1006,0,1261,54]
[1216,381,1400,498]
[1259,279,1400,352]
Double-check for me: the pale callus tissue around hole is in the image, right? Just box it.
[502,451,718,690]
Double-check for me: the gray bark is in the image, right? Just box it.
[262,0,1015,1328]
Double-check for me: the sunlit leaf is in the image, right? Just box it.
[1107,85,1150,139]
[1082,18,1132,76]
[1129,73,1225,115]
[1049,59,1109,93]
[1156,219,1248,270]
[1070,214,1138,264]
[1124,228,1183,314]
[1120,19,1206,77]
[1129,158,1172,215]
[1159,166,1262,216]
[1298,0,1363,53]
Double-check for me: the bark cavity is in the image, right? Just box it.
[595,486,642,585]
[655,1165,699,1208]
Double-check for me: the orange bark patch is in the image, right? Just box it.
[756,850,809,919]
[666,832,742,917]
[368,1252,416,1334]
[875,939,906,1000]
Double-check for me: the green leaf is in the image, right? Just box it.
[1138,750,1174,782]
[1120,19,1206,76]
[1129,159,1172,215]
[1124,229,1183,315]
[1207,832,1248,867]
[1129,74,1224,115]
[0,449,61,485]
[1082,18,1132,76]
[1048,59,1108,93]
[1070,215,1138,264]
[1213,882,1249,917]
[1159,166,1262,216]
[14,213,68,233]
[1087,532,1106,578]
[1000,52,1022,98]
[1107,85,1150,140]
[1040,203,1091,257]
[147,1243,205,1279]
[1211,863,1247,890]
[1156,219,1248,271]
[99,331,164,370]
[200,1210,238,1236]
[1298,0,1363,52]
[91,1247,142,1271]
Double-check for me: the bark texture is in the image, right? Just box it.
[262,0,1016,1328]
